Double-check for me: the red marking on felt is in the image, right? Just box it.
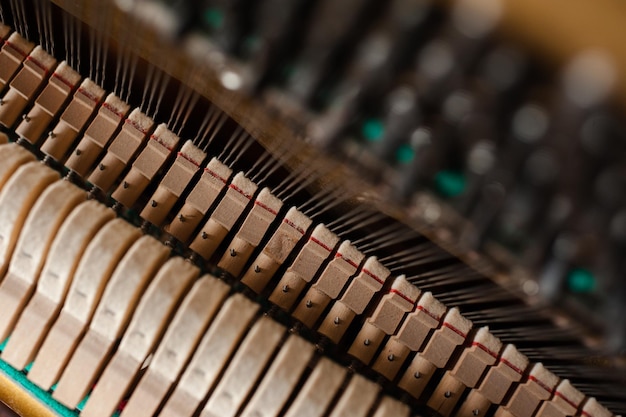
[229,183,252,199]
[124,117,149,135]
[178,151,202,168]
[335,252,359,269]
[283,218,305,235]
[310,236,333,252]
[52,72,76,90]
[255,200,278,215]
[555,390,579,410]
[499,358,524,375]
[362,268,385,285]
[4,40,27,57]
[417,305,441,322]
[78,87,100,103]
[443,321,467,338]
[25,56,49,75]
[528,375,555,395]
[102,102,125,119]
[204,167,227,183]
[150,134,174,151]
[389,288,417,305]
[472,341,498,359]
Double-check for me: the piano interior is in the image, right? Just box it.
[0,0,625,416]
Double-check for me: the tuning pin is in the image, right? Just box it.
[246,0,311,90]
[594,165,626,212]
[394,127,437,201]
[479,45,527,94]
[561,50,616,110]
[308,86,361,150]
[606,210,626,352]
[200,0,254,53]
[285,0,377,105]
[538,230,582,302]
[454,140,497,212]
[370,85,421,162]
